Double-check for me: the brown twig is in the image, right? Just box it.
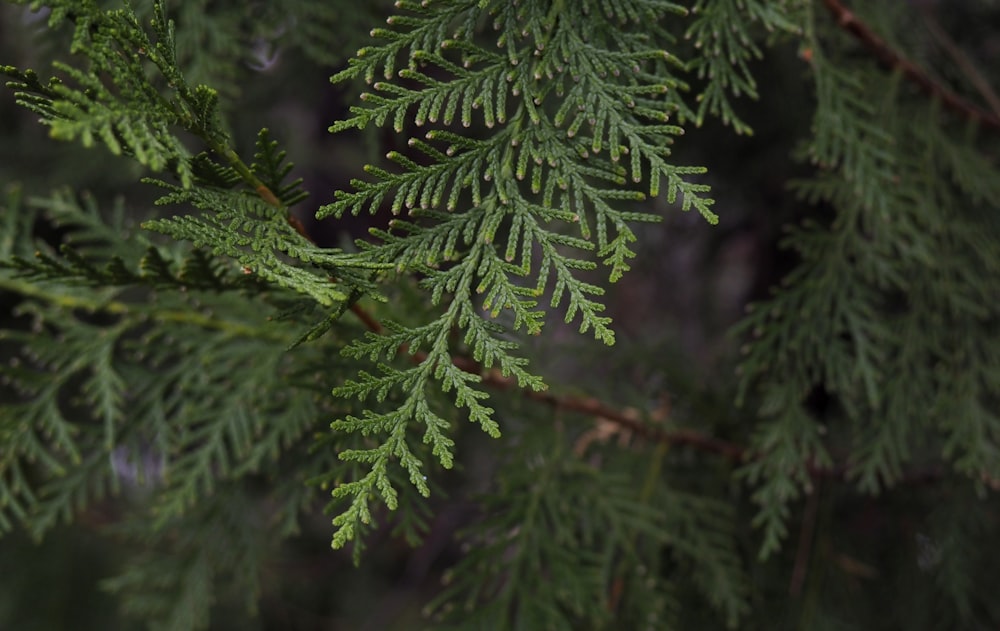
[345,294,748,459]
[789,478,821,597]
[238,138,744,460]
[521,389,746,460]
[242,125,961,483]
[349,302,384,334]
[259,187,959,484]
[820,0,1000,132]
[919,8,1000,120]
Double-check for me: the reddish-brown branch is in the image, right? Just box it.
[789,478,821,597]
[233,4,992,473]
[345,296,748,459]
[525,389,747,460]
[920,8,1000,119]
[349,302,384,334]
[242,142,744,461]
[820,0,1000,131]
[244,185,967,493]
[259,193,958,485]
[254,183,282,208]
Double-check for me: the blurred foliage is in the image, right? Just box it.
[1,1,999,630]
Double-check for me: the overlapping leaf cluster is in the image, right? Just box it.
[0,4,378,618]
[0,184,351,536]
[425,439,748,630]
[0,176,388,627]
[3,0,381,307]
[735,9,1000,559]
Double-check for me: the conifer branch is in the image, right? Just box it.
[346,295,747,461]
[0,275,286,341]
[4,2,999,627]
[201,132,312,238]
[820,0,1000,131]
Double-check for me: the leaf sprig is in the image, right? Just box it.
[320,0,719,546]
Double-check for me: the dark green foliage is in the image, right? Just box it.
[1,0,999,629]
[734,7,1000,560]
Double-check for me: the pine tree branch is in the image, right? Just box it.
[820,0,1000,131]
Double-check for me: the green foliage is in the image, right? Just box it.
[3,1,202,186]
[735,5,1000,560]
[1,0,999,629]
[427,445,675,630]
[144,183,382,307]
[685,0,802,134]
[319,0,724,545]
[0,185,349,539]
[101,485,272,631]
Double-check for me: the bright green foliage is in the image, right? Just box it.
[2,0,1000,629]
[3,1,210,187]
[144,183,383,307]
[685,0,801,134]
